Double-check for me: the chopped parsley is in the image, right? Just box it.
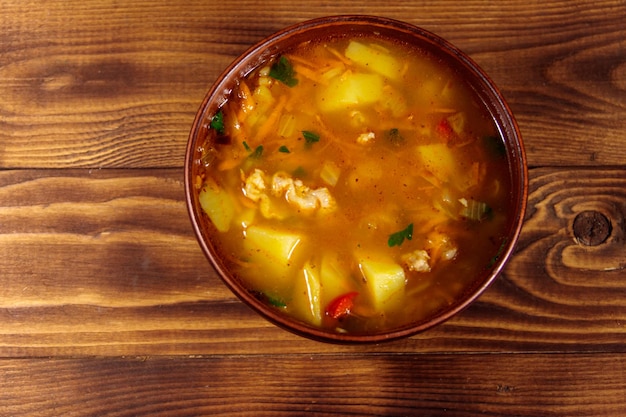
[388,223,414,247]
[292,166,307,178]
[210,110,225,134]
[302,130,320,145]
[242,141,263,158]
[483,135,506,158]
[249,145,264,159]
[253,290,288,309]
[267,294,287,308]
[278,145,290,153]
[488,239,508,268]
[269,56,298,87]
[385,128,405,147]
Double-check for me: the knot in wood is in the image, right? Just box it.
[573,210,612,246]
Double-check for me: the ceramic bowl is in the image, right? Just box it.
[185,15,527,343]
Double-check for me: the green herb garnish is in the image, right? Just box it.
[388,223,414,247]
[210,110,225,134]
[483,135,506,158]
[385,128,405,147]
[269,56,298,87]
[488,239,508,268]
[267,294,287,308]
[278,145,290,153]
[293,166,307,178]
[249,145,264,159]
[254,291,288,309]
[302,130,320,145]
[461,199,492,221]
[242,141,251,151]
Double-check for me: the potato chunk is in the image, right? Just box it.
[317,71,384,112]
[242,225,305,295]
[357,252,406,310]
[345,41,403,80]
[198,179,236,232]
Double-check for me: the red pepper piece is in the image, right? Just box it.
[325,292,358,320]
[436,118,453,141]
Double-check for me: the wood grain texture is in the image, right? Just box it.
[1,1,625,413]
[1,167,624,356]
[0,0,624,168]
[1,354,625,416]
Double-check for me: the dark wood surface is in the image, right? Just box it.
[1,1,625,415]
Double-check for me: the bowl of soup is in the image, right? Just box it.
[185,15,527,343]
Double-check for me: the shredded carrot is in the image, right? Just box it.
[293,64,326,85]
[425,108,457,114]
[254,94,288,141]
[235,82,255,122]
[326,46,353,66]
[218,156,243,171]
[286,54,315,69]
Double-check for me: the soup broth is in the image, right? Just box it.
[193,35,513,334]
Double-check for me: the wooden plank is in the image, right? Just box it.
[0,1,624,168]
[1,353,625,416]
[0,167,625,356]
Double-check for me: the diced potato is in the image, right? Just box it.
[317,71,384,112]
[357,252,406,310]
[345,41,402,80]
[242,225,305,295]
[198,179,236,232]
[415,143,458,186]
[253,84,275,108]
[292,261,323,326]
[416,143,479,191]
[247,84,275,128]
[414,77,446,107]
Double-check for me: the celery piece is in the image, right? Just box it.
[292,261,323,326]
[320,161,341,187]
[447,112,466,135]
[460,199,492,221]
[277,114,296,138]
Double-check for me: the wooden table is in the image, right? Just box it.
[1,1,625,415]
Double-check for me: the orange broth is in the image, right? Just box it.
[193,35,513,334]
